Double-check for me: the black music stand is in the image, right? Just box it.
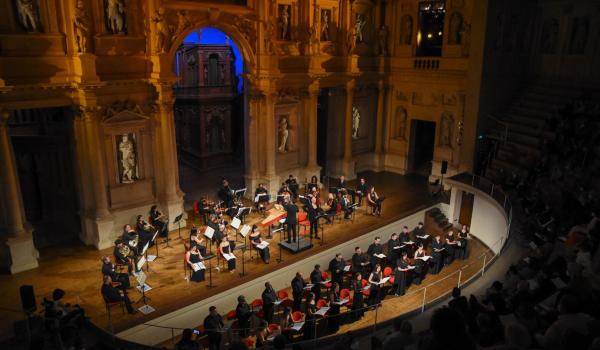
[276,227,285,263]
[173,213,184,241]
[151,230,161,260]
[239,245,246,277]
[205,254,216,289]
[237,207,252,224]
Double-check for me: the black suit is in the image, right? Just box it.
[338,179,347,190]
[101,262,130,289]
[236,302,252,338]
[291,276,305,311]
[262,287,278,324]
[431,239,445,274]
[356,183,368,204]
[310,269,323,300]
[284,202,298,243]
[329,258,345,287]
[341,197,353,219]
[101,283,134,313]
[387,238,401,267]
[218,186,234,208]
[204,313,224,350]
[367,243,384,269]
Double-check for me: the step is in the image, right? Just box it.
[504,113,547,129]
[510,106,555,118]
[502,140,541,158]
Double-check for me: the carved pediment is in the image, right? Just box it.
[102,102,149,124]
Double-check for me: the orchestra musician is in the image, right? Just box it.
[399,226,414,256]
[457,225,469,260]
[367,187,383,216]
[121,224,139,256]
[325,193,338,217]
[149,205,168,238]
[387,233,401,268]
[341,193,354,219]
[113,239,134,275]
[445,230,458,265]
[102,275,135,314]
[218,179,235,209]
[291,272,306,311]
[337,175,347,191]
[285,174,299,199]
[249,224,270,264]
[306,196,323,239]
[186,244,206,282]
[100,256,130,289]
[283,196,298,243]
[431,235,445,274]
[254,183,269,212]
[368,264,384,306]
[136,215,155,250]
[355,177,368,206]
[219,235,236,273]
[352,246,370,276]
[367,236,384,269]
[393,251,413,296]
[189,227,207,256]
[309,175,322,190]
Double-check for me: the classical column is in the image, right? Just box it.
[374,80,385,155]
[0,110,39,273]
[82,109,110,219]
[343,80,355,162]
[244,90,261,192]
[306,83,319,170]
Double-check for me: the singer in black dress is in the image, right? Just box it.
[186,245,205,282]
[250,225,270,264]
[219,236,236,272]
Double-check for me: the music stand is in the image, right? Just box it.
[204,226,215,254]
[276,225,284,263]
[141,242,153,272]
[239,243,247,277]
[234,188,247,200]
[173,213,184,241]
[205,254,216,289]
[231,217,242,243]
[149,231,160,260]
[236,207,252,224]
[134,271,155,314]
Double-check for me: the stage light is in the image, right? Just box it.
[438,31,443,36]
[427,33,433,39]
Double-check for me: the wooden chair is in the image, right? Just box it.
[103,295,125,320]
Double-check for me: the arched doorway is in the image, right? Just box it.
[172,27,247,201]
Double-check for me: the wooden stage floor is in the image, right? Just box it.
[0,172,459,339]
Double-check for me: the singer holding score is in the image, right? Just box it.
[219,236,236,273]
[250,224,271,264]
[186,245,206,282]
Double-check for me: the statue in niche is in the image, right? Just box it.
[347,25,357,53]
[439,113,454,147]
[207,114,225,152]
[15,0,40,32]
[352,106,360,139]
[321,10,330,41]
[569,17,589,55]
[395,107,407,139]
[279,5,290,40]
[400,15,413,45]
[541,18,559,54]
[278,116,290,153]
[105,0,126,34]
[73,0,90,53]
[378,25,389,56]
[118,134,137,183]
[151,8,167,53]
[355,14,366,44]
[448,12,463,44]
[461,20,471,56]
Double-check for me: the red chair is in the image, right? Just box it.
[250,298,263,311]
[340,288,353,309]
[321,271,332,288]
[242,337,254,348]
[361,279,371,297]
[298,212,310,237]
[267,324,281,334]
[383,267,392,278]
[316,299,328,310]
[193,201,200,219]
[226,310,237,320]
[291,311,304,323]
[277,290,289,300]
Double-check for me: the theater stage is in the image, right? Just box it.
[0,172,456,340]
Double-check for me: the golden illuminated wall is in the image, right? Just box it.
[0,0,494,273]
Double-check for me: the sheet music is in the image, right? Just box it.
[239,225,251,237]
[407,265,416,270]
[343,265,351,272]
[204,227,215,239]
[274,299,285,305]
[529,241,538,249]
[254,195,260,203]
[192,262,206,272]
[314,307,330,316]
[222,253,236,261]
[231,217,241,229]
[291,322,304,331]
[403,241,414,245]
[434,248,445,252]
[333,299,348,305]
[417,256,432,261]
[141,242,150,255]
[551,277,567,289]
[304,284,314,290]
[320,279,331,285]
[136,256,146,271]
[362,285,371,291]
[416,234,430,239]
[256,241,270,250]
[374,253,386,259]
[393,245,402,250]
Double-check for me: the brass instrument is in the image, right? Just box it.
[128,233,139,248]
[119,244,131,256]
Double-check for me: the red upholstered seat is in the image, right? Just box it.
[361,279,371,296]
[291,311,304,323]
[383,267,393,277]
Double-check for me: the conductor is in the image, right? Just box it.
[283,196,298,243]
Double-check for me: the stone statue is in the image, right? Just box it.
[378,25,389,56]
[321,10,329,41]
[352,106,360,139]
[16,0,40,32]
[400,15,413,45]
[118,134,137,183]
[440,112,454,147]
[448,12,463,44]
[395,107,407,139]
[151,8,167,53]
[347,25,357,53]
[73,0,89,53]
[279,5,290,40]
[173,10,191,41]
[106,0,126,34]
[278,116,290,152]
[355,14,366,44]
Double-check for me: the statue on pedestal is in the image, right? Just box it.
[73,0,89,53]
[118,134,137,183]
[321,10,329,41]
[352,106,360,139]
[355,14,366,44]
[106,0,126,34]
[278,116,290,152]
[440,112,454,147]
[448,12,463,44]
[378,25,389,56]
[151,8,167,54]
[400,15,413,45]
[16,0,40,32]
[279,5,290,40]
